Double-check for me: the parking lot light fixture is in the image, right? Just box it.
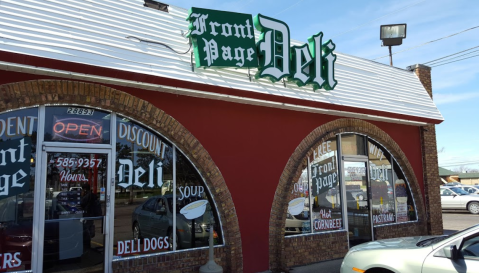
[380,24,407,66]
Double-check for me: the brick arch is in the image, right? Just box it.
[0,80,242,273]
[269,118,426,271]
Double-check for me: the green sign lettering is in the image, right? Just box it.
[186,8,337,91]
[187,7,258,68]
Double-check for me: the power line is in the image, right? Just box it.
[372,25,479,60]
[424,45,479,65]
[428,49,479,66]
[440,160,479,167]
[430,54,479,67]
[331,0,427,39]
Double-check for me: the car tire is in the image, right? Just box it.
[133,222,143,241]
[467,201,479,214]
[367,269,394,273]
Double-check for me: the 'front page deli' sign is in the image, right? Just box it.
[187,8,337,91]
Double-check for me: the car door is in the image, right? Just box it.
[440,188,456,209]
[149,197,169,238]
[422,232,479,273]
[138,198,157,238]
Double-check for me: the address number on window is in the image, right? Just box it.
[67,107,94,115]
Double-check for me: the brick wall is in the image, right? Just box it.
[410,64,444,236]
[0,80,242,273]
[270,119,428,272]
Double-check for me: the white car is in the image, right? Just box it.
[340,224,479,273]
[454,185,479,194]
[440,186,479,214]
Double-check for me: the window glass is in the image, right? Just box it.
[311,138,342,232]
[368,140,395,226]
[114,116,174,257]
[285,166,310,236]
[113,116,222,258]
[461,234,479,259]
[43,152,107,271]
[44,106,111,144]
[0,108,38,271]
[341,134,366,156]
[393,162,417,222]
[175,152,223,249]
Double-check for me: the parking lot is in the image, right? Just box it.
[442,211,479,234]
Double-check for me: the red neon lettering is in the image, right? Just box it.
[79,124,90,135]
[66,123,78,134]
[91,125,102,137]
[53,122,66,133]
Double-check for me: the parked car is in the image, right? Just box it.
[340,224,479,273]
[285,209,310,235]
[131,195,216,250]
[453,185,479,194]
[440,186,479,214]
[444,182,462,186]
[0,196,96,269]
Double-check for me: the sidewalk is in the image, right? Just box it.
[260,258,343,273]
[289,259,343,273]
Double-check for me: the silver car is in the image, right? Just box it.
[340,224,479,273]
[454,185,479,195]
[440,186,479,214]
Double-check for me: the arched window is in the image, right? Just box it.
[285,133,417,237]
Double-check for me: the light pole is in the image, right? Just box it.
[380,24,407,66]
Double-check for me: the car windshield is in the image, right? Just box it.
[416,236,449,247]
[449,187,469,195]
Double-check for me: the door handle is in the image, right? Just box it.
[102,216,107,235]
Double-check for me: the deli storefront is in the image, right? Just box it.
[0,1,444,272]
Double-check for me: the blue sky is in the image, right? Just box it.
[170,0,479,172]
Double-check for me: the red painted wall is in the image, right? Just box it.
[0,71,425,273]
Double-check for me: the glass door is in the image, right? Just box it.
[41,151,109,272]
[343,161,372,247]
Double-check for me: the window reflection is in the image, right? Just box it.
[0,108,38,271]
[341,134,366,156]
[285,167,310,235]
[394,163,417,222]
[113,116,222,258]
[114,117,173,257]
[311,138,341,233]
[175,152,222,249]
[368,141,395,225]
[44,106,111,144]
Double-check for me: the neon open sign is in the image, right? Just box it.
[52,117,103,143]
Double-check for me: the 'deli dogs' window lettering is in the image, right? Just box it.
[0,108,38,271]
